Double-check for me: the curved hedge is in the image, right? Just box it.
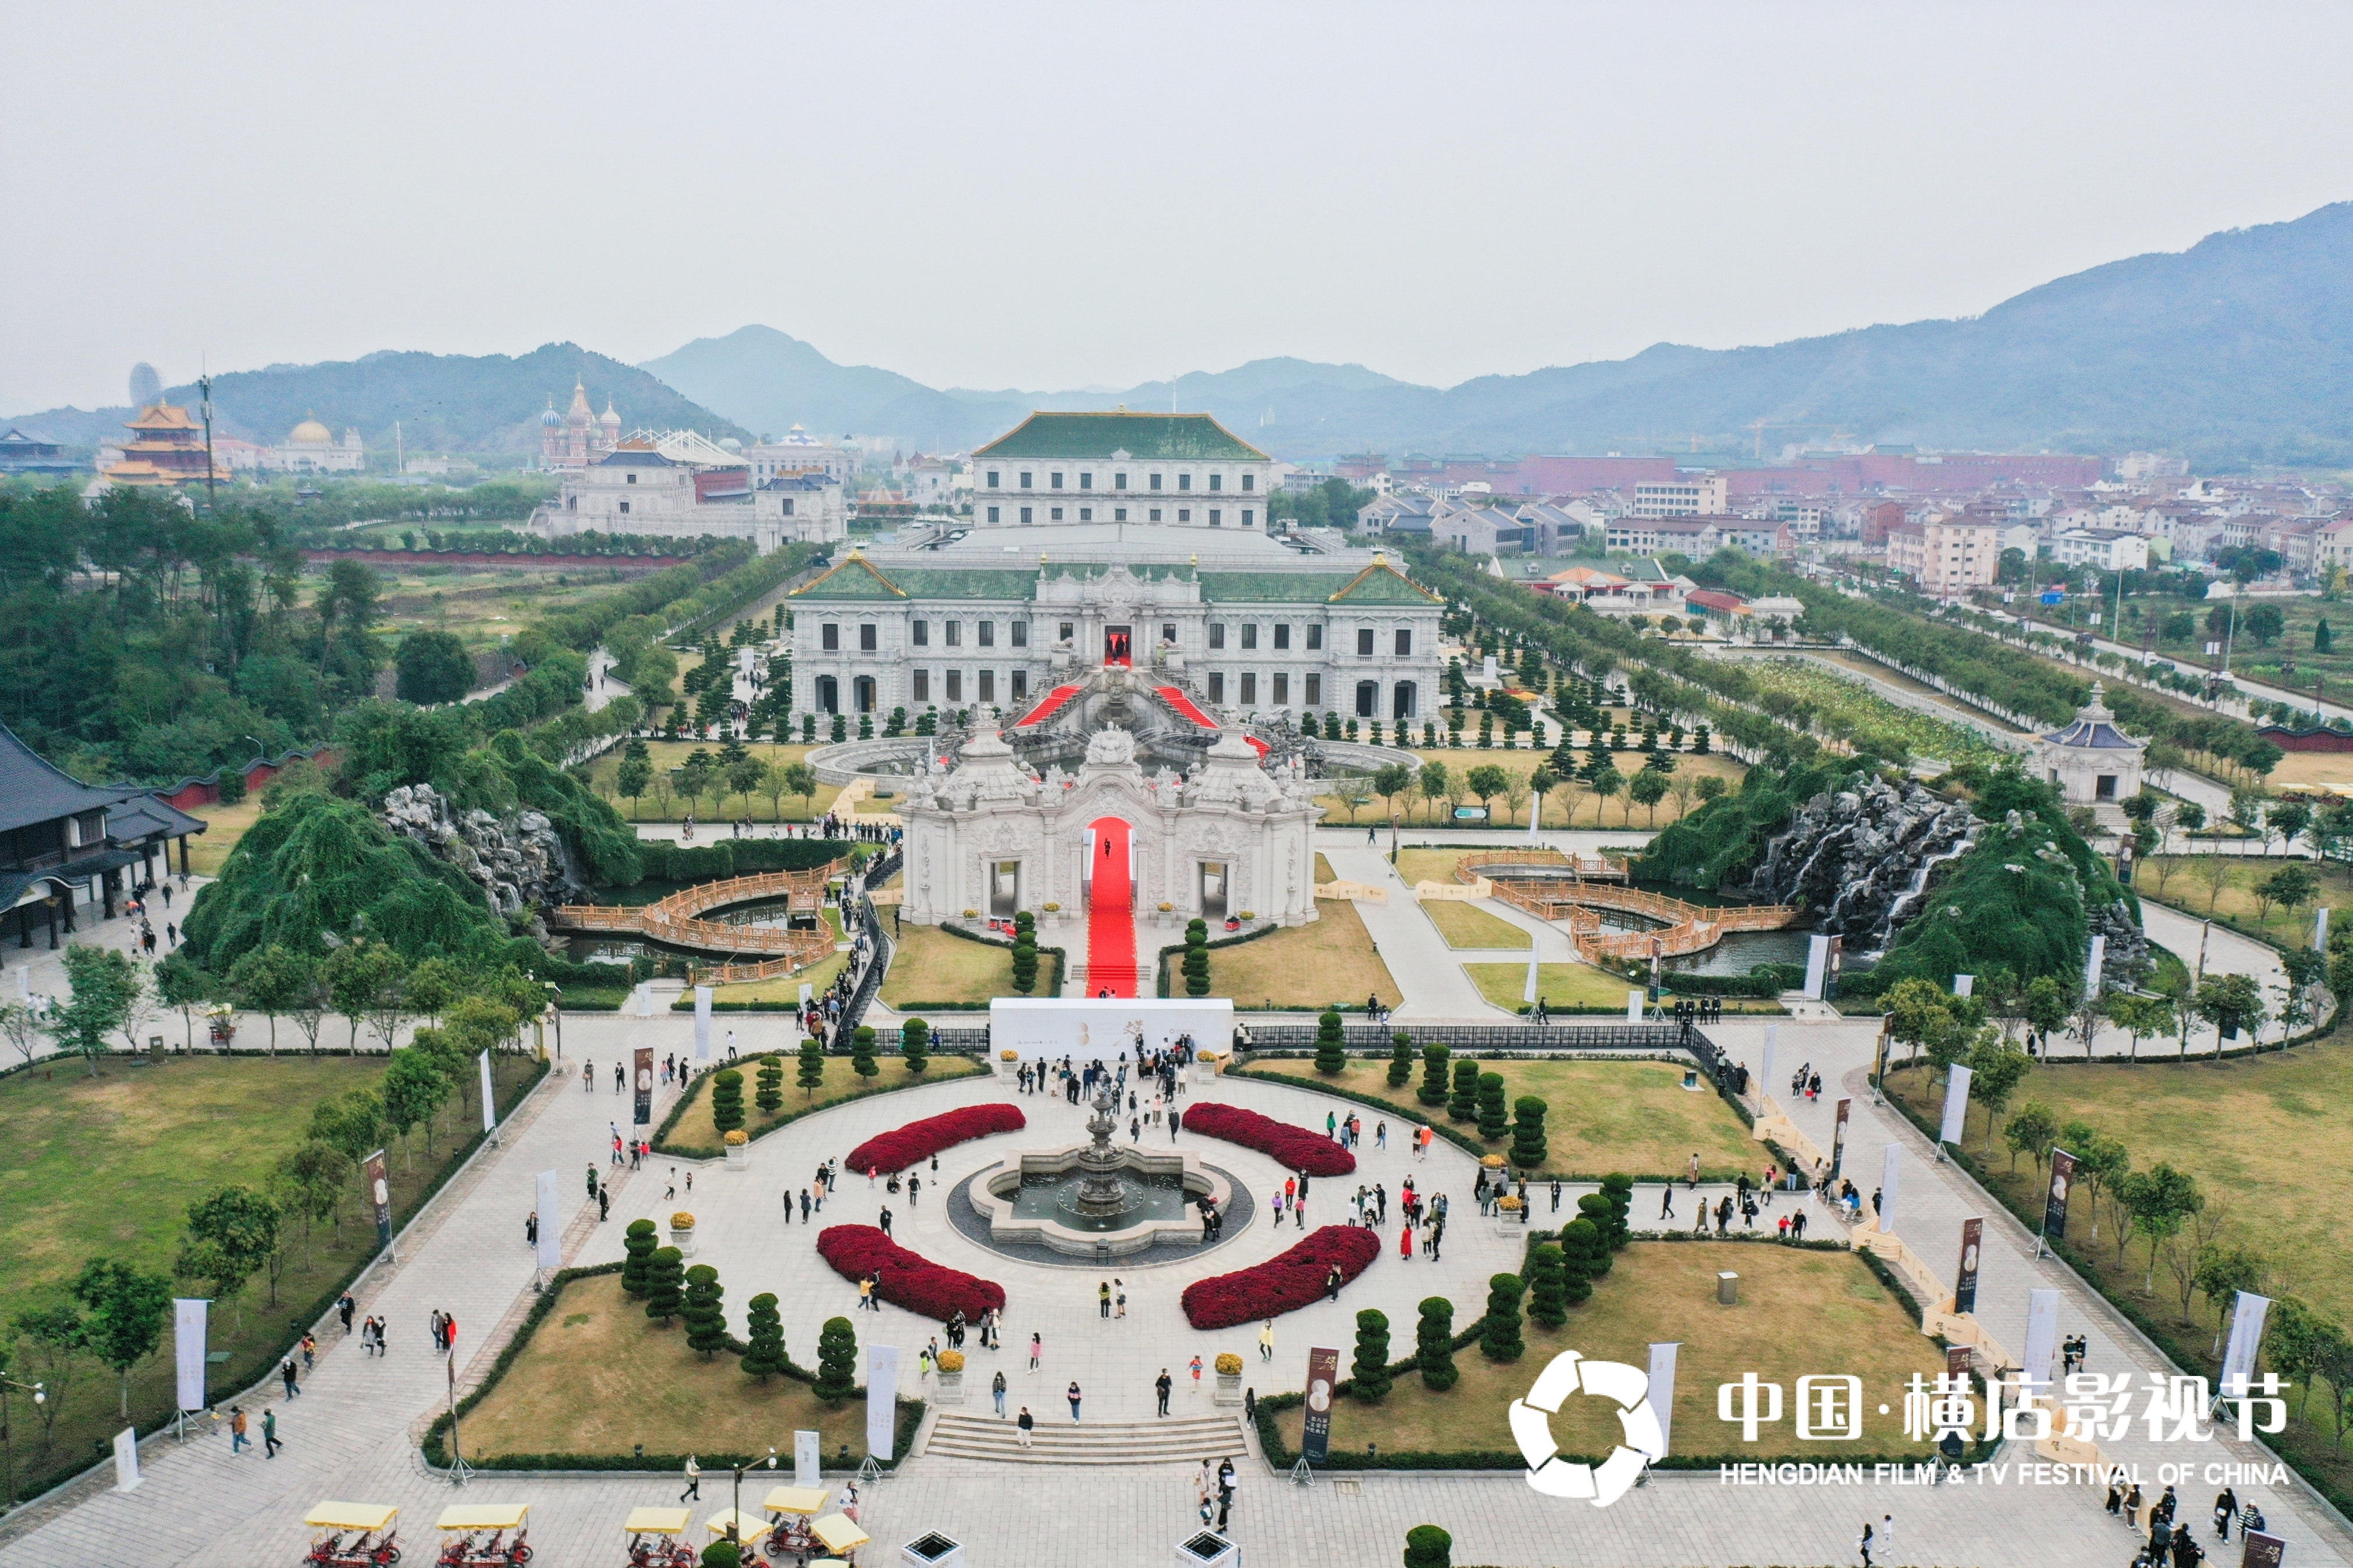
[845,1103,1026,1177]
[1181,1225,1382,1329]
[1182,1101,1356,1178]
[815,1225,1005,1322]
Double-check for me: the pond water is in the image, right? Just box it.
[1663,929,1815,977]
[1008,1169,1196,1233]
[560,896,833,965]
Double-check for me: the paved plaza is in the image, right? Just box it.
[2,825,2343,1566]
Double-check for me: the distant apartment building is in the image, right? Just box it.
[1631,474,1729,518]
[2315,519,2353,577]
[1886,517,2002,593]
[2049,528,2151,574]
[1605,516,1720,556]
[1861,499,1908,547]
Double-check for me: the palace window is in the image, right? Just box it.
[1059,622,1075,641]
[619,501,630,514]
[1114,472,1128,490]
[1019,471,1033,488]
[821,623,840,651]
[979,670,996,702]
[1306,624,1324,650]
[978,621,995,648]
[986,471,999,487]
[1242,474,1254,492]
[1161,623,1177,642]
[1241,623,1257,650]
[913,669,929,702]
[1114,508,1127,521]
[1209,510,1221,527]
[1395,628,1412,657]
[1020,507,1033,524]
[1178,509,1192,522]
[1304,674,1321,706]
[1208,623,1226,650]
[1274,624,1290,650]
[1050,507,1064,521]
[1208,672,1225,703]
[946,621,962,647]
[1240,673,1257,705]
[1149,508,1163,522]
[1079,472,1092,490]
[1078,507,1092,521]
[1242,510,1253,527]
[1150,474,1163,490]
[912,620,929,647]
[1050,472,1063,489]
[987,506,1001,523]
[1011,621,1028,648]
[1011,669,1028,700]
[859,624,877,652]
[1357,628,1375,656]
[1273,673,1289,705]
[947,670,963,701]
[1179,473,1192,492]
[1209,474,1222,492]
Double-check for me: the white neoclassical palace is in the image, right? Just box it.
[897,726,1322,929]
[971,411,1275,532]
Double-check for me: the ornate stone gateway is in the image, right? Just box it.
[895,724,1321,931]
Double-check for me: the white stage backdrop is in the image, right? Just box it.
[989,998,1234,1058]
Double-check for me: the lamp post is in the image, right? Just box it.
[730,1463,745,1551]
[1,1377,46,1509]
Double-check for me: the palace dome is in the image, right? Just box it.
[288,414,333,445]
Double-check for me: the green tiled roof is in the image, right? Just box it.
[1198,561,1438,606]
[791,557,1039,602]
[975,412,1268,463]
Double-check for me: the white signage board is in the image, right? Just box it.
[988,998,1235,1059]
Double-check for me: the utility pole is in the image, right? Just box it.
[198,369,218,514]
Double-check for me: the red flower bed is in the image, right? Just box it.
[816,1225,1007,1322]
[1180,1101,1355,1177]
[1180,1226,1382,1329]
[846,1103,1025,1177]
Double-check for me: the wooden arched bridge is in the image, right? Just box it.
[1441,848,1800,963]
[548,859,849,976]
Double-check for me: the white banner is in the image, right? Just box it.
[2219,1291,2273,1399]
[1625,989,1643,1023]
[694,987,713,1060]
[987,998,1233,1059]
[1758,1026,1778,1111]
[1953,973,1975,998]
[2084,933,2106,1001]
[172,1299,208,1411]
[1939,1065,1972,1146]
[2021,1288,2061,1396]
[794,1428,821,1488]
[1876,1144,1901,1235]
[2317,906,2331,952]
[478,1049,496,1136]
[1803,934,1829,1001]
[535,1168,563,1271]
[1646,1342,1679,1457]
[865,1345,901,1460]
[112,1426,140,1492]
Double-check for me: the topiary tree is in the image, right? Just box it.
[1447,1058,1480,1122]
[645,1245,685,1324]
[741,1292,786,1382]
[1403,1524,1453,1568]
[1526,1242,1569,1328]
[1010,929,1039,995]
[815,1315,858,1403]
[1350,1308,1392,1402]
[754,1054,783,1117]
[622,1218,658,1296]
[710,1069,745,1135]
[1480,1273,1524,1361]
[1182,933,1211,997]
[1314,1007,1346,1075]
[1419,1041,1451,1107]
[851,1025,879,1079]
[1476,1073,1508,1141]
[1509,1095,1547,1170]
[797,1034,825,1097]
[1598,1174,1634,1250]
[901,1016,930,1074]
[1414,1296,1458,1391]
[1387,1032,1415,1088]
[1575,1194,1616,1276]
[1558,1217,1602,1306]
[701,1539,741,1568]
[683,1263,727,1359]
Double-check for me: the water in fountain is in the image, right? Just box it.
[1003,1083,1194,1232]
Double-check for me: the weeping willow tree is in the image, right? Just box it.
[182,790,507,972]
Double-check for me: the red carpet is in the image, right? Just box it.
[1156,685,1216,729]
[1014,683,1082,727]
[1086,818,1138,997]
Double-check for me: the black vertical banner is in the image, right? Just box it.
[2043,1149,2077,1243]
[633,1046,654,1129]
[1302,1346,1339,1465]
[1954,1217,1983,1315]
[1830,1098,1851,1178]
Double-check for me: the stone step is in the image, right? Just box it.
[926,1411,1249,1465]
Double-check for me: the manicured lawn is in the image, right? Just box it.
[1271,1241,1939,1462]
[1464,960,1640,1013]
[581,740,851,823]
[880,924,1014,1009]
[1420,900,1531,950]
[1314,852,1336,884]
[459,1272,880,1463]
[1248,1058,1757,1179]
[0,1052,539,1497]
[662,1053,983,1154]
[1885,1047,2353,1511]
[187,795,264,876]
[2139,854,2346,943]
[1326,749,1747,831]
[1210,899,1398,1011]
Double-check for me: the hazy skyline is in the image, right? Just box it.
[5,1,2352,416]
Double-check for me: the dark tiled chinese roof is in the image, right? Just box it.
[0,722,123,837]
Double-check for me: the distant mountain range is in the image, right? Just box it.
[13,202,2351,467]
[6,342,752,455]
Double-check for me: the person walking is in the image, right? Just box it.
[1324,1264,1342,1302]
[1156,1368,1173,1416]
[1029,1332,1043,1371]
[1189,1354,1203,1393]
[1099,1280,1111,1318]
[992,1368,1008,1417]
[858,1275,874,1313]
[681,1455,702,1502]
[879,1206,893,1239]
[338,1294,355,1336]
[1067,1381,1083,1422]
[1016,1406,1035,1449]
[1688,1152,1700,1188]
[1857,1516,1875,1567]
[1259,1321,1274,1362]
[1115,1280,1127,1318]
[280,1359,300,1398]
[229,1405,250,1454]
[262,1406,281,1458]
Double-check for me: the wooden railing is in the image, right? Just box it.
[1471,858,1800,965]
[1453,848,1626,886]
[549,859,850,969]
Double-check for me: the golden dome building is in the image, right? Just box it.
[274,411,365,473]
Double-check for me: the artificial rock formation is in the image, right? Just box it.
[381,783,585,920]
[1743,775,1979,951]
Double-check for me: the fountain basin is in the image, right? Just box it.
[967,1147,1228,1257]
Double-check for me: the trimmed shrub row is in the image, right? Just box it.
[815,1224,1006,1322]
[1181,1100,1356,1178]
[1181,1225,1382,1330]
[845,1103,1025,1178]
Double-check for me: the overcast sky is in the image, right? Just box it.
[5,1,2351,413]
